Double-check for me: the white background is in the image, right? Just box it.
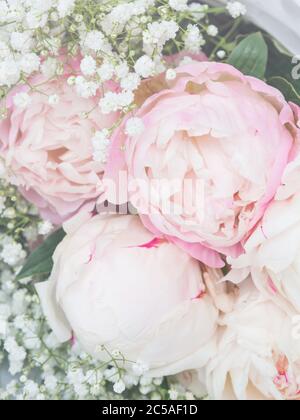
[219,0,300,54]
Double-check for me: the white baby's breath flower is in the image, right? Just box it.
[92,149,109,164]
[95,128,110,139]
[227,1,247,18]
[0,58,20,87]
[75,76,98,98]
[123,373,139,387]
[97,62,114,82]
[74,383,89,398]
[125,117,145,136]
[23,380,39,399]
[92,130,110,148]
[140,376,153,387]
[38,221,53,236]
[132,360,149,376]
[120,72,141,91]
[10,32,33,52]
[134,55,155,78]
[166,68,177,81]
[98,94,114,114]
[169,0,188,12]
[184,24,205,53]
[5,380,17,397]
[23,336,41,351]
[57,0,76,18]
[101,4,133,36]
[13,92,32,109]
[0,40,10,59]
[0,0,9,20]
[150,20,179,44]
[115,62,129,79]
[84,30,110,53]
[117,90,134,108]
[0,303,10,323]
[217,50,226,59]
[26,10,48,29]
[92,130,110,163]
[143,20,179,55]
[140,385,154,395]
[19,53,40,74]
[12,289,28,315]
[0,242,26,266]
[113,380,126,394]
[41,57,58,79]
[44,375,58,392]
[207,25,218,37]
[188,2,207,19]
[86,370,103,386]
[9,361,24,376]
[4,337,18,353]
[80,55,97,76]
[43,332,59,350]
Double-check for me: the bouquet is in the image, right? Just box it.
[0,0,300,401]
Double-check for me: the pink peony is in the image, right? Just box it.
[105,62,298,267]
[36,213,219,377]
[0,56,118,224]
[206,281,300,400]
[178,281,300,400]
[224,120,300,315]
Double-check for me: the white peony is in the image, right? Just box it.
[36,214,220,377]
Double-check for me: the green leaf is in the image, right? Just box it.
[227,32,268,79]
[268,76,300,106]
[17,228,65,280]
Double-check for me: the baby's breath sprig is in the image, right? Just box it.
[0,1,247,169]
